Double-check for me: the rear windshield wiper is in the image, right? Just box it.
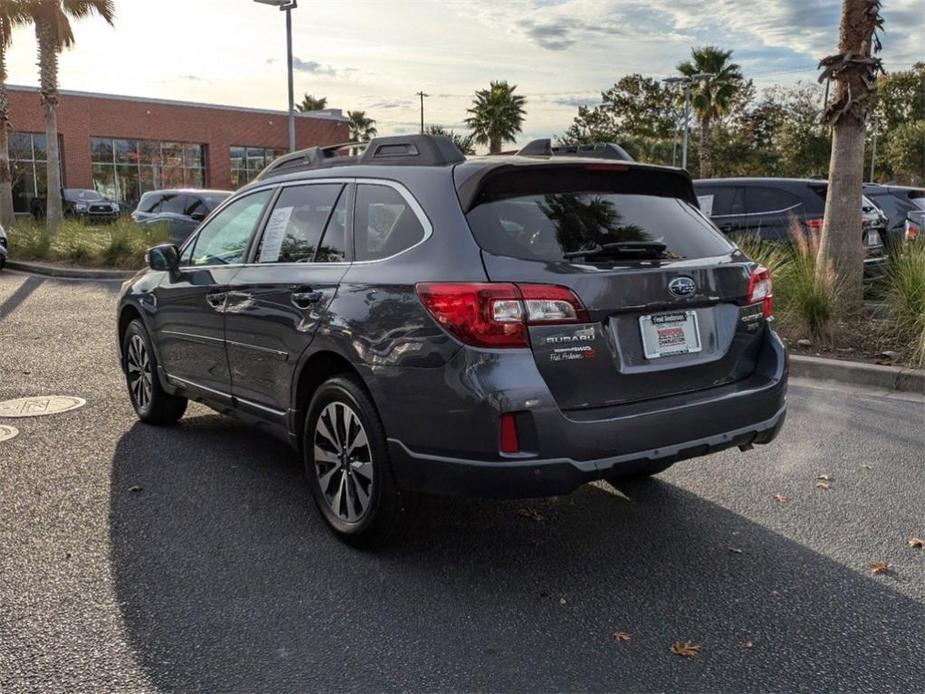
[563,241,668,260]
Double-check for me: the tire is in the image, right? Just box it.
[304,374,411,547]
[603,458,675,483]
[122,319,187,425]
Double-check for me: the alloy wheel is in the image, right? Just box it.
[313,401,374,522]
[126,334,153,411]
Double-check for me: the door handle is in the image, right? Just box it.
[290,289,324,309]
[206,291,227,310]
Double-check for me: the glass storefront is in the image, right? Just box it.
[91,137,207,211]
[10,132,52,214]
[230,146,282,189]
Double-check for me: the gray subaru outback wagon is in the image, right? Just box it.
[117,135,787,545]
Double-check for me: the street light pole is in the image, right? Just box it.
[255,0,298,153]
[285,4,296,152]
[416,91,429,134]
[664,73,714,172]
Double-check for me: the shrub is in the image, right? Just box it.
[886,241,925,367]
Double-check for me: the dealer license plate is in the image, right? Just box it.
[639,310,702,359]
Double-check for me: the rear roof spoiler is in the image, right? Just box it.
[516,138,633,162]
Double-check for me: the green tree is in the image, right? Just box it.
[424,124,475,155]
[0,1,28,229]
[677,46,744,178]
[296,94,327,112]
[882,120,925,184]
[465,80,526,154]
[346,110,377,141]
[22,0,115,234]
[817,0,884,309]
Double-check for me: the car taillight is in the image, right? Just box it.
[416,282,589,348]
[907,220,920,241]
[805,217,824,232]
[746,266,773,319]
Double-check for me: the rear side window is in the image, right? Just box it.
[354,184,426,261]
[160,194,188,215]
[138,193,161,213]
[466,192,733,263]
[257,184,344,263]
[744,186,802,214]
[696,185,744,217]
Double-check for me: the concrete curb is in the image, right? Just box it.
[5,260,136,280]
[790,355,924,395]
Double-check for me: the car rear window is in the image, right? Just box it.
[466,192,734,263]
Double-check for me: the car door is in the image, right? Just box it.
[152,189,273,398]
[223,181,351,416]
[739,185,805,241]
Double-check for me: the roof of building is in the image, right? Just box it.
[7,84,348,123]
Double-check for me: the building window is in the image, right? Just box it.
[230,146,282,189]
[90,137,207,211]
[10,132,56,214]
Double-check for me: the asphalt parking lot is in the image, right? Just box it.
[1,271,923,693]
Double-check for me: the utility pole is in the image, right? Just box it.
[416,91,429,134]
[663,73,712,171]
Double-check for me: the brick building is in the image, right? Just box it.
[6,85,349,213]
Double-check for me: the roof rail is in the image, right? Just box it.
[255,134,465,180]
[515,138,634,162]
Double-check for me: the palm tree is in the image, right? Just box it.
[297,94,326,112]
[22,0,115,233]
[677,46,743,177]
[465,81,526,154]
[816,0,884,309]
[347,110,377,142]
[0,1,28,229]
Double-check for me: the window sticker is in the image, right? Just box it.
[259,206,294,263]
[697,195,714,217]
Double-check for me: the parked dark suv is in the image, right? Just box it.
[694,178,886,272]
[863,183,925,245]
[132,189,231,244]
[32,188,120,221]
[116,135,788,544]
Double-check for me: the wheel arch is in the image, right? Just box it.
[291,349,374,449]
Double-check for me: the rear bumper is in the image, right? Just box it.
[383,330,788,499]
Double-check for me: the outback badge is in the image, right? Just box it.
[668,276,696,297]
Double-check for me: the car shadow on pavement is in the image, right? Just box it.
[109,416,924,693]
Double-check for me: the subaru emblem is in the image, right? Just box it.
[668,276,696,297]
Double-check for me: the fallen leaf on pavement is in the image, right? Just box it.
[743,640,753,648]
[816,481,831,490]
[861,464,873,470]
[908,537,924,549]
[870,561,891,575]
[559,597,567,605]
[128,485,142,493]
[613,631,631,642]
[517,508,544,522]
[772,494,788,503]
[728,547,743,554]
[671,641,701,657]
[816,474,833,481]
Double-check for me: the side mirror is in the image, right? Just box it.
[190,211,206,222]
[146,244,179,272]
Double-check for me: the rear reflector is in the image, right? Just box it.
[805,217,824,232]
[499,413,520,454]
[746,266,773,318]
[416,282,589,348]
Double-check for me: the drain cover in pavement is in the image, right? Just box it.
[0,395,86,418]
[0,424,18,442]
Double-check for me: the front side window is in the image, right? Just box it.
[744,186,802,214]
[188,190,271,266]
[354,184,426,261]
[256,184,344,263]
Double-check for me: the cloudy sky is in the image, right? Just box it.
[5,0,921,147]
